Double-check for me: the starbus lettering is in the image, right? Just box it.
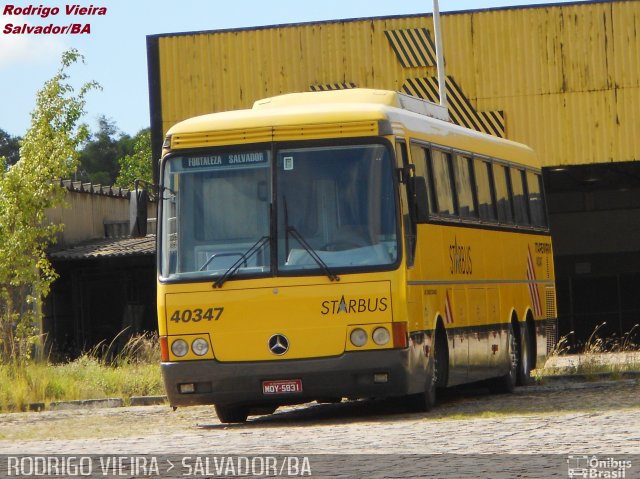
[449,237,472,275]
[321,295,388,315]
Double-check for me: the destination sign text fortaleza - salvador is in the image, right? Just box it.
[182,152,267,169]
[2,5,107,35]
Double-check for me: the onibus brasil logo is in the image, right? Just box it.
[567,455,632,478]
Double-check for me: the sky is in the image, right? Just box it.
[0,0,582,138]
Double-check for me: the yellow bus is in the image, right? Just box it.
[152,88,557,423]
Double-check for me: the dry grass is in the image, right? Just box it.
[0,333,164,412]
[539,323,640,378]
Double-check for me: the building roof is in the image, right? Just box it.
[49,235,156,261]
[59,179,131,198]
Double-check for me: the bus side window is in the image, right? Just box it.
[453,155,477,219]
[410,143,433,214]
[474,159,497,222]
[526,171,548,227]
[430,149,456,217]
[492,163,514,224]
[397,141,416,266]
[510,167,530,226]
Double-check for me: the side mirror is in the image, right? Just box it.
[129,188,149,237]
[408,176,429,223]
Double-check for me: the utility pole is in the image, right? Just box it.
[432,0,448,108]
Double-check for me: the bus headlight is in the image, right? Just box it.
[191,338,209,356]
[350,328,368,347]
[171,339,189,357]
[372,327,391,346]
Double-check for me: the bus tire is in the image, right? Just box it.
[489,321,518,394]
[406,327,445,412]
[406,359,436,412]
[434,325,449,389]
[215,404,249,423]
[517,321,533,386]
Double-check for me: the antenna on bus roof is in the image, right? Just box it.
[432,0,448,109]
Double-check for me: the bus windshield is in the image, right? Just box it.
[277,144,397,273]
[160,142,398,281]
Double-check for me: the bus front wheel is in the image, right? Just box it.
[215,404,249,424]
[406,361,436,412]
[407,328,445,412]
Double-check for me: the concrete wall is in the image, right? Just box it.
[45,184,157,247]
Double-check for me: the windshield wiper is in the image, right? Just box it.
[287,226,340,282]
[212,235,270,288]
[282,194,339,282]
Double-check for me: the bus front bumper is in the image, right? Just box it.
[161,349,414,407]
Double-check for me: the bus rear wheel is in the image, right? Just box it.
[215,404,249,424]
[517,322,533,386]
[489,322,518,394]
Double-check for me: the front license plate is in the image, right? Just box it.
[262,379,303,395]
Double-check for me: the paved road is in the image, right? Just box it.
[1,379,638,478]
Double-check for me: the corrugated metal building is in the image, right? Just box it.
[147,0,640,346]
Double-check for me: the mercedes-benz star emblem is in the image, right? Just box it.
[268,334,289,355]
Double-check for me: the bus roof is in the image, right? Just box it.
[166,89,539,168]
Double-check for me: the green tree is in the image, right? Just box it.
[0,49,99,362]
[0,129,21,167]
[114,128,152,189]
[76,116,129,185]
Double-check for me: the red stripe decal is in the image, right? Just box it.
[527,247,542,317]
[444,290,454,324]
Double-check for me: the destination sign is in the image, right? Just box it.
[182,152,267,169]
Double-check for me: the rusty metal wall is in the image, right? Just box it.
[150,0,640,167]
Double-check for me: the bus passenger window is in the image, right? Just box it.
[474,159,497,221]
[527,171,548,227]
[453,155,477,219]
[430,149,456,216]
[493,164,514,224]
[510,168,530,225]
[410,143,434,214]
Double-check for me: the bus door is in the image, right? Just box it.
[396,139,423,333]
